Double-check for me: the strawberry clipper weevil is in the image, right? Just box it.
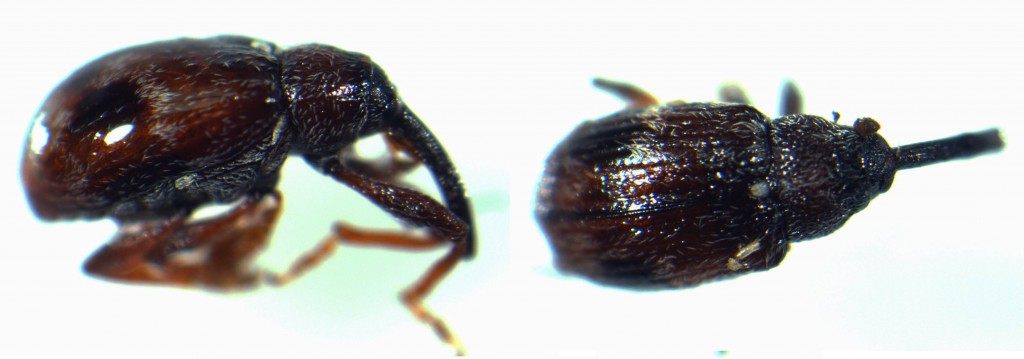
[537,79,1003,289]
[21,36,475,354]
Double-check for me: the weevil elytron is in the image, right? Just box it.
[21,36,474,354]
[536,79,1003,288]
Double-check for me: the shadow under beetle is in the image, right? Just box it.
[21,36,474,354]
[536,79,1003,289]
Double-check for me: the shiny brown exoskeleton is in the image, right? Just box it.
[536,79,1003,289]
[21,36,474,353]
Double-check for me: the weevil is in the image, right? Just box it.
[21,36,474,354]
[536,79,1003,288]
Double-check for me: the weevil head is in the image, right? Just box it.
[769,115,898,240]
[21,37,289,222]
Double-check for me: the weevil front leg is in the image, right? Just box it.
[84,191,341,290]
[319,158,469,355]
[338,132,422,183]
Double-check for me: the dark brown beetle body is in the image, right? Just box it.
[21,36,473,353]
[536,79,1003,289]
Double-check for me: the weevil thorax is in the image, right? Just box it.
[279,45,402,161]
[768,115,898,241]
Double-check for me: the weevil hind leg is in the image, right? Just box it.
[84,191,343,290]
[321,158,469,355]
[593,78,660,109]
[84,192,284,290]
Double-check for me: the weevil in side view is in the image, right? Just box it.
[536,78,1003,289]
[21,36,474,354]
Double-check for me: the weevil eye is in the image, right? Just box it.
[853,117,881,136]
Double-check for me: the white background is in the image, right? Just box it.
[0,0,1021,357]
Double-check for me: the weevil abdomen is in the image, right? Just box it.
[537,102,787,288]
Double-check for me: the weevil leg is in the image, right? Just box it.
[323,160,469,243]
[779,80,803,116]
[84,191,343,290]
[322,158,469,355]
[84,191,283,290]
[383,131,422,166]
[335,222,467,354]
[339,132,422,183]
[82,214,193,285]
[263,233,342,287]
[721,80,803,116]
[593,78,660,109]
[719,82,751,105]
